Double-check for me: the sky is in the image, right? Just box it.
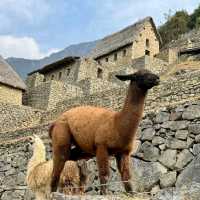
[0,0,199,59]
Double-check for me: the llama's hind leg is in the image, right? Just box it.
[96,144,109,195]
[116,153,133,193]
[51,123,71,192]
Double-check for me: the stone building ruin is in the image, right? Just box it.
[25,17,165,110]
[0,56,26,105]
[157,28,200,64]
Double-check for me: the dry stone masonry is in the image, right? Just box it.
[1,100,200,199]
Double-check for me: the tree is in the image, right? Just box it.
[159,10,190,46]
[188,5,200,29]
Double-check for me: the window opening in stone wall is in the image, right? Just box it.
[51,75,54,80]
[59,72,62,80]
[123,49,127,57]
[43,78,46,82]
[146,39,150,48]
[97,60,101,65]
[97,68,103,79]
[145,50,150,56]
[114,53,118,61]
[67,68,70,76]
[105,57,109,62]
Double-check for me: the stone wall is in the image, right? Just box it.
[95,44,133,69]
[26,73,44,89]
[48,81,83,110]
[146,70,200,110]
[25,81,52,110]
[44,60,80,83]
[0,102,43,133]
[0,84,22,105]
[40,87,127,123]
[40,69,200,123]
[1,100,200,199]
[147,57,168,75]
[132,20,159,60]
[26,80,83,110]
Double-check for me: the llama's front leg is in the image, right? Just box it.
[96,144,109,195]
[51,144,70,192]
[116,153,133,193]
[51,123,71,192]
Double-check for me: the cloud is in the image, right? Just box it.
[0,0,51,31]
[0,35,60,59]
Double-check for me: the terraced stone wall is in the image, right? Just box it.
[1,100,200,199]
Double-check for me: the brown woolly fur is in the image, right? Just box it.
[50,69,160,194]
[26,135,88,200]
[59,160,89,195]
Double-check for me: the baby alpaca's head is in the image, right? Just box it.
[116,69,160,91]
[31,134,46,154]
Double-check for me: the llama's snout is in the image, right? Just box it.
[153,75,160,86]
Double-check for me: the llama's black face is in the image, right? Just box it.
[132,69,160,90]
[116,69,160,90]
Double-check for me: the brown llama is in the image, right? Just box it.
[49,69,160,194]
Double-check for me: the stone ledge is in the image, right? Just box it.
[51,193,149,200]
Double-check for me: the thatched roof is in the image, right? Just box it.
[90,17,161,59]
[29,56,80,75]
[0,56,26,90]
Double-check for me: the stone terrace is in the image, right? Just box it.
[1,100,200,199]
[1,69,200,134]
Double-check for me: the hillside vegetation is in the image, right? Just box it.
[159,4,200,46]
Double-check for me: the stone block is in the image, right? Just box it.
[175,130,188,140]
[159,171,177,188]
[166,138,187,149]
[193,144,200,155]
[141,141,160,162]
[175,149,194,169]
[158,149,177,169]
[152,136,165,145]
[155,112,170,123]
[182,105,200,120]
[141,128,155,141]
[188,124,200,134]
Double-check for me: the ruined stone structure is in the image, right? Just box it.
[26,17,163,110]
[0,56,26,105]
[157,28,200,64]
[90,17,161,69]
[25,56,121,110]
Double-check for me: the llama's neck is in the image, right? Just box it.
[116,84,147,142]
[27,143,46,174]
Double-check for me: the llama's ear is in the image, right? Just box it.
[115,74,135,81]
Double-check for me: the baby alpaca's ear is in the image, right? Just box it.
[33,134,37,138]
[115,74,136,81]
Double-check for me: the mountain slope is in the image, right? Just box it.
[6,40,97,80]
